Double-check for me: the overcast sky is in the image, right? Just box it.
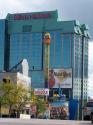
[0,0,93,97]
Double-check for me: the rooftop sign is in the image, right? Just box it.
[14,13,51,20]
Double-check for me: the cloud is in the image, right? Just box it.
[88,41,93,98]
[0,0,23,17]
[89,42,93,74]
[88,74,93,98]
[60,0,93,39]
[0,0,47,18]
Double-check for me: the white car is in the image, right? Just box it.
[83,101,93,120]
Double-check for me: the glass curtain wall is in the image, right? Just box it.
[50,31,72,69]
[10,33,43,88]
[0,20,5,71]
[84,38,88,78]
[74,34,83,78]
[10,31,73,88]
[10,33,42,70]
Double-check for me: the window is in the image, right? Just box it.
[0,20,5,70]
[22,25,32,32]
[86,102,93,107]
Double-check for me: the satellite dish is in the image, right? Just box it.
[22,59,29,76]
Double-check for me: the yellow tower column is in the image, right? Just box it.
[44,33,51,88]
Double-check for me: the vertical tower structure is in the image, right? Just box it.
[44,33,51,88]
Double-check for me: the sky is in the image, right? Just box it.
[0,0,93,97]
[88,42,93,98]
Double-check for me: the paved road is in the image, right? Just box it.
[0,119,92,125]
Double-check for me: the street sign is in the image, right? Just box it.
[34,89,49,96]
[31,105,36,113]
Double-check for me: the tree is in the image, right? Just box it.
[0,80,46,118]
[0,80,31,117]
[31,89,46,117]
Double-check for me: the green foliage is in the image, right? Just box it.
[0,80,31,116]
[0,80,46,116]
[31,89,46,114]
[36,97,46,113]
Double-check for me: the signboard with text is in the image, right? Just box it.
[34,89,49,96]
[14,13,51,20]
[31,105,37,113]
[49,69,72,88]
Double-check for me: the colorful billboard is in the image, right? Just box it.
[49,69,72,88]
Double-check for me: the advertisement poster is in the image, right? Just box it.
[49,69,72,88]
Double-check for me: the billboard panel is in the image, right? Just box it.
[34,89,49,96]
[49,69,72,88]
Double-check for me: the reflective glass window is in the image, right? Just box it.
[10,33,42,70]
[62,34,71,67]
[0,20,5,71]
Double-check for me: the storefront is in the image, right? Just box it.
[50,101,69,120]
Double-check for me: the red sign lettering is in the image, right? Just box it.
[14,13,51,20]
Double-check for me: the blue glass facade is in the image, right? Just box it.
[10,33,43,70]
[0,10,89,100]
[49,32,72,69]
[74,34,83,78]
[10,33,44,88]
[9,31,73,88]
[84,38,88,78]
[0,20,5,71]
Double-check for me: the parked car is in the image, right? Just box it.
[83,101,93,120]
[91,111,93,123]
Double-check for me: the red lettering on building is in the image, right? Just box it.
[14,13,51,20]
